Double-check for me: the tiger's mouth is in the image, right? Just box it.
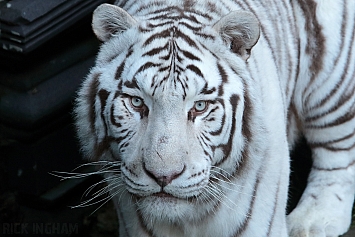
[131,189,201,204]
[153,191,176,198]
[131,190,180,200]
[150,191,203,204]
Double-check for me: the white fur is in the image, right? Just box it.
[75,0,355,236]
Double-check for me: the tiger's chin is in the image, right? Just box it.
[134,192,203,223]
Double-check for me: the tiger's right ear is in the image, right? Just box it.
[92,4,137,42]
[213,11,260,61]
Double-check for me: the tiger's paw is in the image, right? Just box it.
[286,186,353,237]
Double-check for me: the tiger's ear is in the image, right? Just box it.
[92,3,137,42]
[213,11,260,60]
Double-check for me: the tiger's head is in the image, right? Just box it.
[75,3,261,224]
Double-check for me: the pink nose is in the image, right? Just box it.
[143,164,185,188]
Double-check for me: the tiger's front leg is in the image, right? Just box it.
[287,133,355,236]
[287,0,355,235]
[287,159,355,236]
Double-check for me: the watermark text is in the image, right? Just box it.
[2,223,78,235]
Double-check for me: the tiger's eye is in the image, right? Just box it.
[131,97,144,108]
[194,101,207,112]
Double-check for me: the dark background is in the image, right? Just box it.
[0,1,118,236]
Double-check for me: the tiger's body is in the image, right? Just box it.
[75,0,355,236]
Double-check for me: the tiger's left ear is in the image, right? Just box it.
[213,11,260,61]
[92,4,137,42]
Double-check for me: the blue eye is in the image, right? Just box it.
[131,97,144,108]
[194,101,207,112]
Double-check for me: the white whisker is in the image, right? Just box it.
[49,168,120,181]
[72,161,121,171]
[49,160,124,215]
[206,182,239,212]
[87,186,125,215]
[210,166,241,186]
[72,181,124,210]
[50,160,121,181]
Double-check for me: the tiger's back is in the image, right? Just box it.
[75,0,355,236]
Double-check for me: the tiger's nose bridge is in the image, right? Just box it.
[143,129,188,185]
[143,104,189,184]
[144,134,186,171]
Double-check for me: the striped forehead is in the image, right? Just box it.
[119,19,220,99]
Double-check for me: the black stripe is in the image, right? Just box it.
[135,62,162,75]
[115,48,134,80]
[98,89,109,116]
[146,21,175,29]
[179,21,202,31]
[217,64,228,96]
[311,140,355,152]
[147,14,180,22]
[110,102,122,128]
[115,62,125,80]
[135,1,166,15]
[177,46,201,61]
[143,29,171,47]
[94,136,115,160]
[307,2,346,97]
[195,31,216,40]
[242,91,252,141]
[209,100,225,136]
[176,28,200,49]
[98,89,110,137]
[107,45,134,64]
[266,178,281,236]
[232,175,260,236]
[297,0,325,79]
[124,78,140,89]
[146,5,181,16]
[306,15,354,112]
[214,95,239,166]
[306,107,355,129]
[87,73,101,140]
[305,77,355,123]
[143,42,169,56]
[117,131,136,151]
[186,64,203,77]
[313,160,355,171]
[200,83,216,95]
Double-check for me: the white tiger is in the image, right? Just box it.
[74,0,355,236]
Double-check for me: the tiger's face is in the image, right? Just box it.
[101,32,245,221]
[76,4,260,223]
